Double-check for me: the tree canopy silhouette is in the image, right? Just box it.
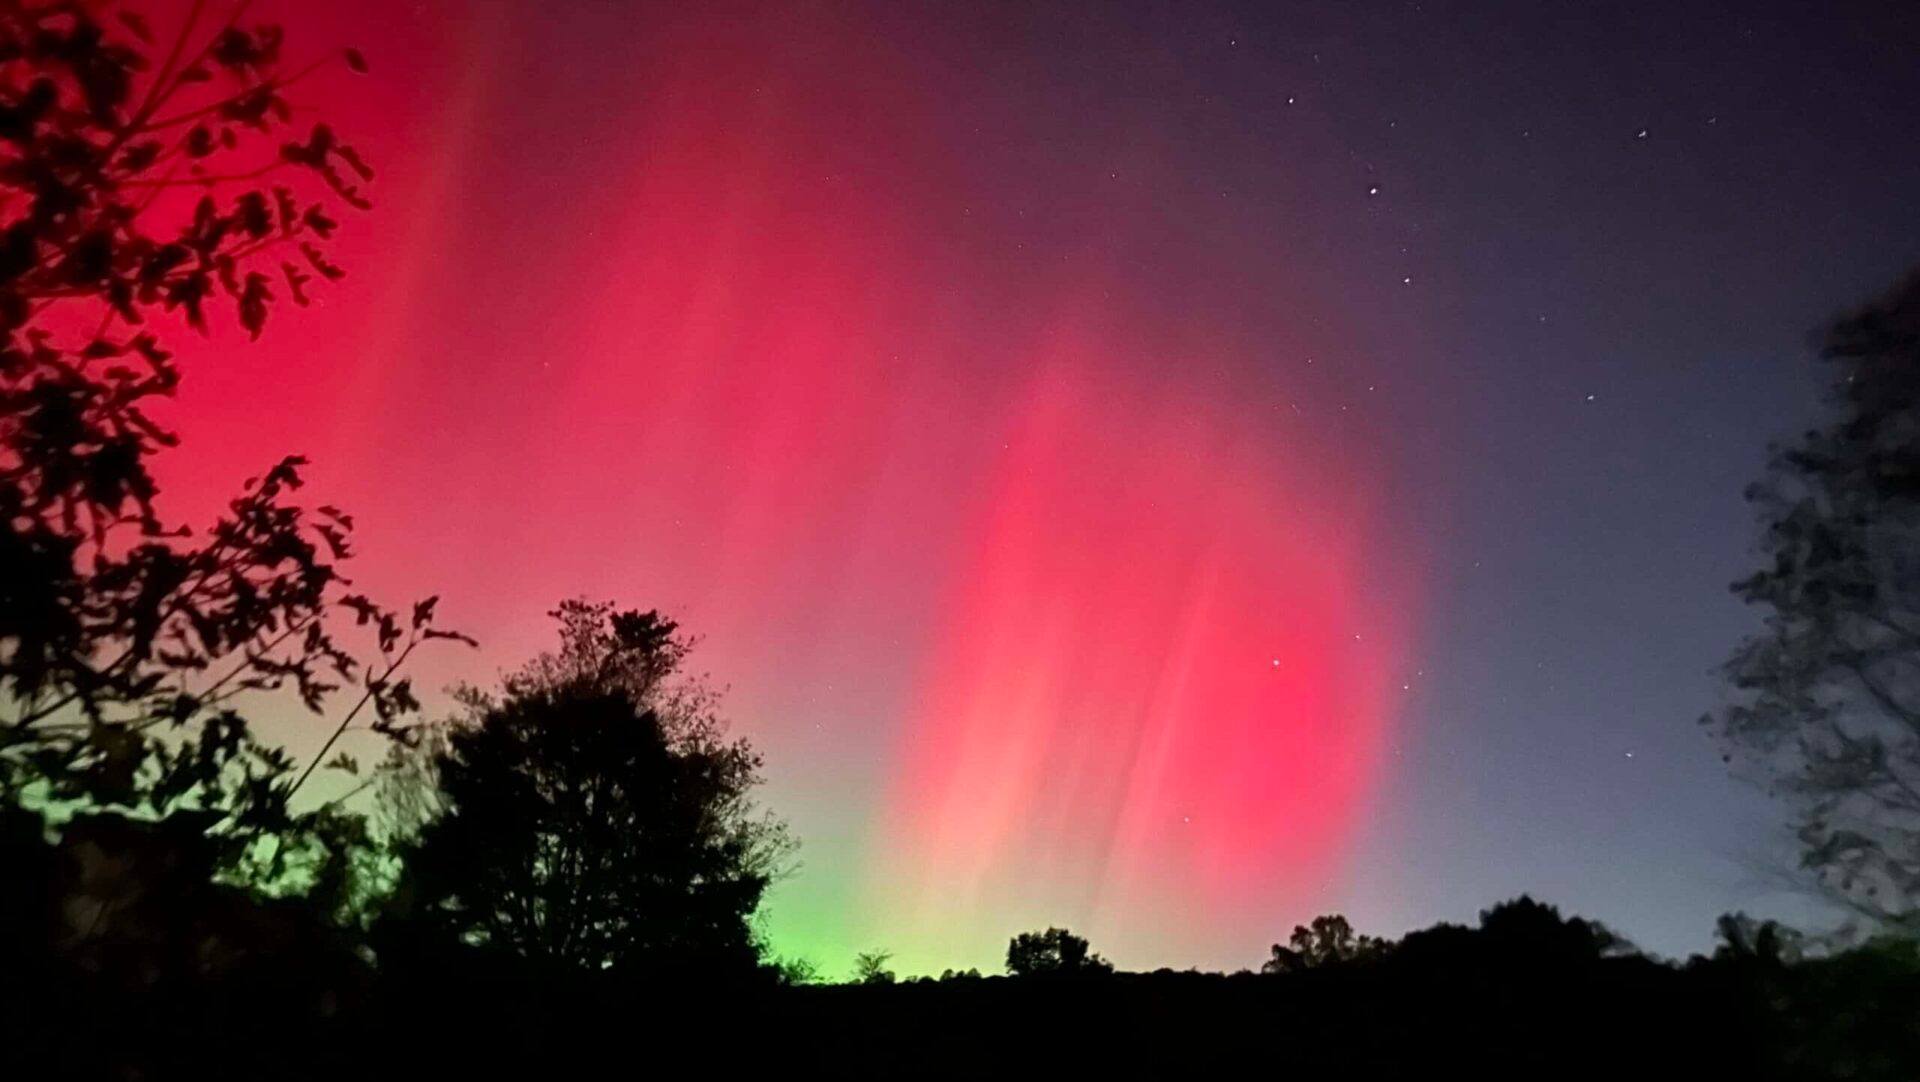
[1707,269,1920,935]
[1714,911,1804,967]
[0,8,469,1075]
[1262,913,1386,972]
[396,601,792,977]
[1005,926,1112,976]
[852,948,897,984]
[0,0,464,927]
[1474,895,1628,962]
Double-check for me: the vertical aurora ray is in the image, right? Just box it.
[870,329,1410,973]
[148,0,1420,974]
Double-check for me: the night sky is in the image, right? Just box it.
[159,0,1920,975]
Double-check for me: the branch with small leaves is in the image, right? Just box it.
[0,5,472,905]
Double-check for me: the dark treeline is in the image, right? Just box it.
[3,4,1920,1079]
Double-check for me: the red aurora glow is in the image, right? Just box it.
[147,0,1419,972]
[874,341,1407,968]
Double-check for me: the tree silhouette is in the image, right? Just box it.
[1475,895,1627,962]
[1706,269,1920,934]
[1005,926,1112,976]
[1714,911,1804,966]
[771,954,820,985]
[396,601,792,977]
[1262,913,1386,972]
[852,949,897,984]
[0,0,463,933]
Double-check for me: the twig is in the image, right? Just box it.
[285,638,419,801]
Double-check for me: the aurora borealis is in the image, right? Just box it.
[151,0,1920,975]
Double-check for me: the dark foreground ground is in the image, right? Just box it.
[10,936,1919,1080]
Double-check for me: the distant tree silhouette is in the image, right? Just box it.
[1714,911,1804,966]
[1706,269,1920,935]
[852,949,897,984]
[1262,913,1386,972]
[1476,895,1628,962]
[771,955,820,985]
[1006,926,1113,976]
[395,601,791,977]
[0,0,463,952]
